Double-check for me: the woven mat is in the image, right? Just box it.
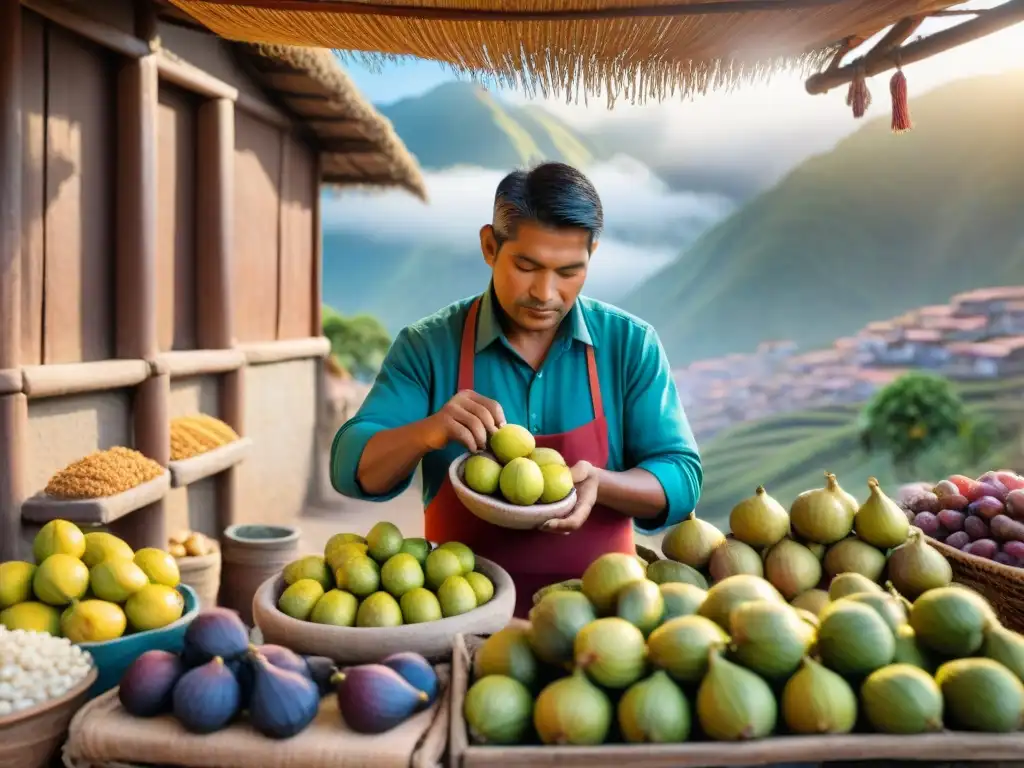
[62,665,450,768]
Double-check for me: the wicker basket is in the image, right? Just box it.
[0,666,97,768]
[928,539,1024,631]
[449,452,576,530]
[177,540,221,611]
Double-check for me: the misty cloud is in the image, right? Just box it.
[322,155,735,300]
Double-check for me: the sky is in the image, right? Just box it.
[323,4,1024,305]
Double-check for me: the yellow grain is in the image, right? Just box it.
[45,446,165,500]
[169,414,239,460]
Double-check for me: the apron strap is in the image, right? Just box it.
[457,295,604,421]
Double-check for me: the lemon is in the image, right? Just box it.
[61,599,127,643]
[133,548,181,588]
[283,555,333,591]
[425,548,462,591]
[400,588,443,624]
[438,542,476,574]
[33,554,89,606]
[0,601,61,635]
[82,531,134,568]
[33,519,86,563]
[278,579,325,621]
[381,553,425,598]
[325,542,369,572]
[465,572,495,605]
[356,592,403,627]
[90,559,149,603]
[0,561,37,608]
[124,584,185,631]
[309,590,358,626]
[366,522,403,564]
[335,555,381,598]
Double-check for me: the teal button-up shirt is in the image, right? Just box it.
[330,288,703,534]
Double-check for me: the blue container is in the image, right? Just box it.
[77,583,199,698]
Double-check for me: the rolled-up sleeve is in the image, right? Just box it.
[330,327,431,502]
[624,326,703,534]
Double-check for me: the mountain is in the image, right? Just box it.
[377,81,607,170]
[621,71,1024,366]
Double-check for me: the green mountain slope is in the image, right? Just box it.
[622,71,1024,366]
[378,81,604,170]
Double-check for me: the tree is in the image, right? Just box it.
[859,371,969,478]
[321,304,392,381]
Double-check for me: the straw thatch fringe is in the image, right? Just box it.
[168,0,949,107]
[235,43,428,199]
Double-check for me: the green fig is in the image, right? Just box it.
[617,670,690,744]
[645,559,708,589]
[886,528,952,600]
[827,572,883,601]
[615,579,664,637]
[861,664,944,734]
[763,538,822,601]
[533,670,612,746]
[658,583,707,621]
[661,513,725,570]
[935,657,1024,733]
[708,538,763,582]
[647,615,728,683]
[892,625,936,672]
[464,674,534,745]
[474,625,539,689]
[527,591,596,666]
[581,553,646,615]
[790,589,829,617]
[574,617,647,689]
[729,601,812,679]
[816,600,895,678]
[854,477,910,549]
[696,649,777,741]
[698,575,785,630]
[789,472,855,545]
[839,592,907,633]
[981,624,1024,681]
[781,657,857,734]
[823,537,886,582]
[728,486,789,549]
[909,586,996,658]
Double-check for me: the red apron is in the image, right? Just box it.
[424,297,635,618]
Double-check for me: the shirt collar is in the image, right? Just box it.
[475,284,595,354]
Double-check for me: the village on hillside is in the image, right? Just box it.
[675,286,1024,440]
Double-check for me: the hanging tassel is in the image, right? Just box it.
[846,65,871,119]
[890,63,913,133]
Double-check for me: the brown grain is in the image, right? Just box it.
[45,446,165,499]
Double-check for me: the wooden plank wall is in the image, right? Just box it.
[233,112,317,345]
[20,15,118,366]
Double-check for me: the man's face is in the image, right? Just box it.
[480,221,595,333]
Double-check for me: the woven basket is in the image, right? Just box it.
[929,539,1024,631]
[0,666,97,768]
[176,540,221,611]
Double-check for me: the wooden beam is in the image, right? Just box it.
[117,55,160,362]
[157,54,238,101]
[807,0,1024,94]
[239,337,331,365]
[0,394,29,561]
[196,98,236,350]
[21,0,151,57]
[22,360,150,399]
[151,348,246,378]
[182,0,852,22]
[1,0,21,373]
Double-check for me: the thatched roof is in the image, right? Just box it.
[233,43,427,199]
[168,0,969,105]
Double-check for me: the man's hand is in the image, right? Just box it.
[540,460,599,534]
[418,390,506,453]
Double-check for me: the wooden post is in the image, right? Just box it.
[196,98,235,351]
[0,1,26,562]
[196,97,240,535]
[112,52,167,550]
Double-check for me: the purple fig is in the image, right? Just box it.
[172,656,241,734]
[119,649,183,717]
[964,539,999,560]
[991,515,1024,543]
[913,512,940,537]
[964,515,990,541]
[182,607,250,666]
[304,655,338,697]
[1006,489,1024,521]
[255,644,308,676]
[248,652,320,739]
[1003,540,1024,563]
[933,479,960,498]
[380,652,439,705]
[908,492,939,514]
[334,664,429,734]
[967,496,1005,521]
[945,531,970,550]
[936,510,965,532]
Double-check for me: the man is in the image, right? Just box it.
[331,162,702,617]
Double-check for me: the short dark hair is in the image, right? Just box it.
[492,162,603,247]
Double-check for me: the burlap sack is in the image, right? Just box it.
[62,665,450,768]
